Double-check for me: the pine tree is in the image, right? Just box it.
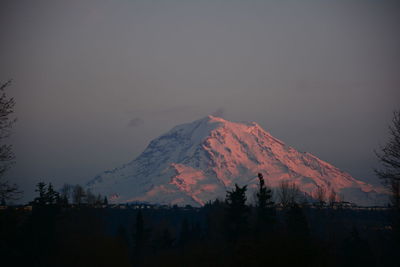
[225,183,249,239]
[256,173,275,230]
[46,183,59,205]
[34,182,47,205]
[60,183,71,205]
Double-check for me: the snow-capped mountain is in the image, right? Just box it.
[87,116,386,206]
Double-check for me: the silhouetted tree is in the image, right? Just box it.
[103,196,108,205]
[34,182,47,206]
[72,184,85,205]
[328,188,337,207]
[0,80,20,201]
[225,184,249,239]
[85,188,96,205]
[33,182,60,206]
[46,183,59,205]
[255,173,275,230]
[204,199,226,241]
[94,193,103,205]
[59,183,72,205]
[314,185,326,208]
[277,180,301,208]
[375,110,400,210]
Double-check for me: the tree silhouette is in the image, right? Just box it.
[328,188,338,207]
[277,180,301,208]
[46,183,60,205]
[33,182,60,206]
[34,182,47,206]
[225,183,249,240]
[314,185,326,208]
[72,184,86,205]
[255,173,275,230]
[0,80,20,200]
[375,110,400,209]
[85,188,96,205]
[60,183,72,205]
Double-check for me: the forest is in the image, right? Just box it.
[0,173,398,267]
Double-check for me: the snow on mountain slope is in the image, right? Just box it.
[87,116,387,206]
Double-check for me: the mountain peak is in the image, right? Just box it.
[87,116,386,206]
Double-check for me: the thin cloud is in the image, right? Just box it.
[212,108,225,118]
[128,117,144,128]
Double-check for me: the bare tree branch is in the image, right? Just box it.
[375,110,400,209]
[0,80,20,201]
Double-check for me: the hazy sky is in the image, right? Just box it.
[1,0,399,202]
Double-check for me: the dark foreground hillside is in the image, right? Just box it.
[0,202,399,267]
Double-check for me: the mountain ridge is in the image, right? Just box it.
[87,115,386,206]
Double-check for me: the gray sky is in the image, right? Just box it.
[1,0,399,203]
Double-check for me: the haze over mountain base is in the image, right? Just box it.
[87,116,387,206]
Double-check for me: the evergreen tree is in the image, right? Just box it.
[45,183,59,205]
[59,183,71,204]
[225,183,249,239]
[34,182,47,205]
[256,173,275,229]
[103,196,108,205]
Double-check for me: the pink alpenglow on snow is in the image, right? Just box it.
[87,116,386,206]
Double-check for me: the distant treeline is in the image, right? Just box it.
[27,182,109,207]
[0,174,399,267]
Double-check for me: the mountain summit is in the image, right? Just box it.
[87,116,385,206]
